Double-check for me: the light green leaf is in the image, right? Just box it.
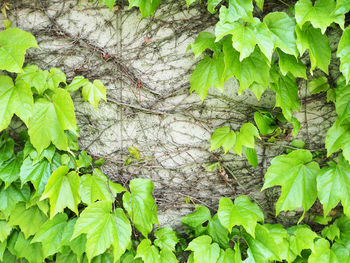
[309,238,338,263]
[113,208,132,261]
[28,88,77,154]
[234,123,260,155]
[325,120,350,162]
[0,28,38,73]
[217,248,236,263]
[308,76,330,94]
[255,0,264,10]
[337,26,350,84]
[82,80,107,108]
[31,213,68,258]
[160,249,178,263]
[0,133,14,163]
[181,206,211,236]
[288,225,317,261]
[13,232,43,263]
[8,202,48,239]
[188,32,218,58]
[277,49,307,79]
[190,54,225,101]
[243,147,258,168]
[0,76,33,131]
[56,250,78,263]
[322,223,340,241]
[262,150,320,218]
[41,166,81,218]
[210,127,236,153]
[154,227,179,251]
[122,178,158,238]
[207,0,221,13]
[218,0,254,24]
[186,235,220,263]
[66,76,89,92]
[296,23,331,74]
[254,111,276,136]
[186,0,197,7]
[135,239,160,263]
[218,195,264,237]
[317,155,350,217]
[128,0,161,18]
[0,154,21,188]
[104,0,116,10]
[295,0,344,34]
[0,221,11,242]
[263,12,298,57]
[0,182,30,218]
[207,214,230,249]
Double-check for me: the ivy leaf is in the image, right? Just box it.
[104,0,116,11]
[28,88,77,154]
[326,120,350,162]
[234,123,260,155]
[186,0,197,7]
[0,28,38,73]
[31,213,68,258]
[135,239,160,263]
[317,155,350,217]
[186,235,220,263]
[160,249,178,263]
[210,127,236,153]
[13,232,44,263]
[254,112,276,136]
[295,0,344,34]
[0,221,11,242]
[263,12,298,57]
[243,147,258,168]
[0,154,21,189]
[218,196,264,237]
[79,170,125,205]
[128,0,161,18]
[277,49,307,79]
[66,76,89,92]
[308,76,330,94]
[288,225,317,261]
[308,238,338,263]
[8,202,48,239]
[122,178,158,238]
[0,76,33,131]
[0,134,14,163]
[218,0,254,24]
[56,250,78,263]
[207,214,230,249]
[113,208,132,261]
[255,0,264,10]
[336,0,350,15]
[262,150,320,219]
[154,227,179,251]
[181,206,211,236]
[337,26,350,84]
[322,223,340,241]
[82,80,107,108]
[217,248,236,263]
[296,23,331,74]
[190,54,225,101]
[41,166,81,218]
[207,0,221,13]
[0,182,30,218]
[72,201,131,261]
[188,32,218,58]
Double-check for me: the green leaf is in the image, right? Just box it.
[28,88,77,154]
[308,238,338,263]
[31,213,68,258]
[217,248,236,263]
[154,227,179,251]
[135,239,160,263]
[56,250,78,263]
[77,151,92,169]
[113,208,132,261]
[0,28,38,73]
[128,0,161,18]
[13,232,43,263]
[0,76,33,131]
[0,134,14,163]
[262,150,320,218]
[8,202,48,239]
[337,26,350,84]
[255,0,264,10]
[207,214,230,249]
[160,249,178,263]
[181,206,211,236]
[308,76,330,94]
[66,76,89,92]
[59,218,86,259]
[79,170,125,205]
[288,225,317,261]
[210,127,236,153]
[295,0,344,34]
[190,54,225,101]
[218,195,264,237]
[41,166,81,218]
[72,201,131,261]
[0,221,11,242]
[188,32,218,58]
[254,111,276,136]
[243,147,258,168]
[263,12,298,57]
[104,0,116,10]
[277,49,307,79]
[317,155,350,217]
[216,18,273,61]
[186,0,197,7]
[234,123,260,155]
[0,154,21,188]
[322,223,340,241]
[290,139,305,149]
[0,182,30,218]
[207,0,221,13]
[186,235,220,263]
[218,0,254,24]
[296,23,331,74]
[122,178,158,237]
[82,80,107,108]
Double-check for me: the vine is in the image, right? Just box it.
[0,0,350,262]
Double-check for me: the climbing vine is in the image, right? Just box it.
[1,0,350,262]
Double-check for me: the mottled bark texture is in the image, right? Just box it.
[7,0,338,229]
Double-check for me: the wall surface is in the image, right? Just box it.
[9,0,337,228]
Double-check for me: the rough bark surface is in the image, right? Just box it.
[7,0,337,229]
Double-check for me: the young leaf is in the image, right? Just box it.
[218,0,254,24]
[31,213,68,258]
[104,0,116,11]
[135,239,160,263]
[186,235,220,263]
[122,178,158,237]
[82,80,107,108]
[128,0,161,18]
[66,76,89,92]
[181,206,211,236]
[234,123,260,155]
[243,147,258,168]
[317,155,350,217]
[218,196,264,237]
[0,28,38,73]
[207,0,221,14]
[277,49,307,79]
[295,0,344,34]
[28,88,77,154]
[210,127,236,153]
[296,24,331,74]
[41,166,81,218]
[154,227,179,251]
[254,112,276,136]
[72,201,131,261]
[0,76,33,131]
[160,249,178,263]
[262,150,320,218]
[0,183,30,218]
[337,26,350,84]
[188,32,218,58]
[186,0,197,7]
